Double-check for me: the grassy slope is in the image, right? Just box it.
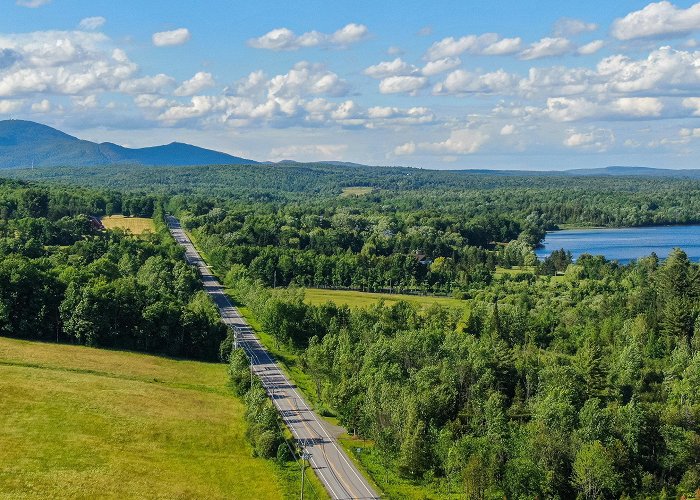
[0,337,287,500]
[101,215,155,235]
[304,288,465,310]
[339,186,374,197]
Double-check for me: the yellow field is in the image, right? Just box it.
[304,288,465,309]
[340,186,374,197]
[101,215,155,235]
[0,337,286,499]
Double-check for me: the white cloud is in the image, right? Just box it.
[425,33,521,60]
[519,37,573,60]
[152,28,191,47]
[31,98,51,112]
[682,97,700,115]
[398,128,490,156]
[248,23,368,51]
[16,0,50,7]
[267,62,348,98]
[79,17,106,31]
[118,74,175,94]
[433,69,517,95]
[174,72,215,96]
[680,126,700,137]
[482,37,523,55]
[421,57,461,76]
[366,106,434,124]
[612,97,663,117]
[378,75,428,94]
[500,124,516,135]
[578,40,605,55]
[0,100,24,113]
[563,128,614,150]
[394,141,416,155]
[553,18,597,37]
[612,1,700,40]
[363,58,418,79]
[0,31,138,97]
[544,96,664,122]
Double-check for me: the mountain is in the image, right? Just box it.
[563,166,700,178]
[0,120,257,168]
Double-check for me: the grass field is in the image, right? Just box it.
[304,288,466,309]
[340,186,374,197]
[0,337,289,499]
[101,215,155,235]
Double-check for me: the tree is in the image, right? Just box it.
[572,441,620,500]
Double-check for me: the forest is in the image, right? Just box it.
[1,169,699,498]
[0,179,224,360]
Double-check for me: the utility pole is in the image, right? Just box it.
[300,449,310,500]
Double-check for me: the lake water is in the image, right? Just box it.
[535,225,700,264]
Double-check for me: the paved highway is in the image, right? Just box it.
[167,216,380,500]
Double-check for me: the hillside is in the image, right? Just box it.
[0,120,257,168]
[0,337,285,499]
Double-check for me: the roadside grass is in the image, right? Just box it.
[101,215,155,235]
[0,337,295,500]
[337,434,462,500]
[339,186,374,197]
[303,288,466,310]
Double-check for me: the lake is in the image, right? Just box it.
[535,225,700,264]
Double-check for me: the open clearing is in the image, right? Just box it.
[101,215,155,235]
[304,288,465,309]
[0,337,285,500]
[340,186,374,197]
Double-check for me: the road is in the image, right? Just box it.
[167,216,380,500]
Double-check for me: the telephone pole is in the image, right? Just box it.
[300,449,310,500]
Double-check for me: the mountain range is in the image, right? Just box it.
[0,120,256,168]
[2,120,700,178]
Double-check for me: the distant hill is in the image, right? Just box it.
[0,120,257,168]
[563,166,700,178]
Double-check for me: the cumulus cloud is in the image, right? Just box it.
[117,74,174,95]
[421,57,461,76]
[433,69,517,95]
[519,37,573,60]
[378,76,428,94]
[612,1,700,40]
[31,99,51,112]
[425,33,521,60]
[500,124,516,135]
[363,58,418,79]
[578,40,605,55]
[174,72,215,96]
[396,128,490,156]
[0,99,24,114]
[79,17,106,30]
[248,23,368,51]
[553,18,597,36]
[0,31,139,97]
[544,97,664,122]
[563,128,614,150]
[152,28,191,47]
[16,0,50,7]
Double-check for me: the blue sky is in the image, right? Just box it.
[3,0,700,169]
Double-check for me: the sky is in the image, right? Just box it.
[3,1,700,169]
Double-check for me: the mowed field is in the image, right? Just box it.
[0,337,285,500]
[101,215,155,234]
[304,288,465,309]
[339,186,374,197]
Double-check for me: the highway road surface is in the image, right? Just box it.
[167,216,380,500]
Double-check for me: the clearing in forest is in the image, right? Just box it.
[101,215,155,235]
[0,337,286,499]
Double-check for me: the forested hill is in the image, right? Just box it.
[0,120,257,168]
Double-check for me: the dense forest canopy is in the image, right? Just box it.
[1,169,699,498]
